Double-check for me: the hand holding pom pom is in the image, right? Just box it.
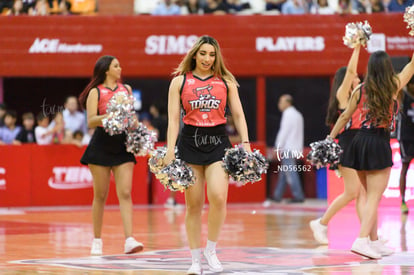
[404,5,414,36]
[307,136,343,168]
[222,144,269,185]
[102,92,136,136]
[343,20,372,48]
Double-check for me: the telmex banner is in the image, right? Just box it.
[0,14,412,77]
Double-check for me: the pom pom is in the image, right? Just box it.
[102,92,136,136]
[343,20,372,48]
[404,5,414,36]
[125,122,158,156]
[157,159,195,192]
[148,147,194,192]
[307,138,343,168]
[222,144,269,185]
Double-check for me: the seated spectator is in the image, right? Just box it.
[337,0,352,14]
[152,0,181,15]
[388,0,413,12]
[30,0,50,15]
[181,0,203,14]
[72,130,84,147]
[51,111,67,144]
[22,0,36,13]
[7,0,25,15]
[204,0,228,14]
[58,0,72,15]
[370,0,385,12]
[14,112,36,144]
[310,0,335,13]
[0,110,21,145]
[0,0,13,13]
[265,0,286,12]
[0,103,6,127]
[281,0,306,13]
[225,0,246,13]
[35,112,54,145]
[62,95,87,135]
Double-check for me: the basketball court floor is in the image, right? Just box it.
[0,200,413,274]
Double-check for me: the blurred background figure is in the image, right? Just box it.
[152,0,181,15]
[181,0,203,14]
[13,112,36,144]
[0,110,21,145]
[149,103,167,142]
[63,95,87,136]
[0,103,6,127]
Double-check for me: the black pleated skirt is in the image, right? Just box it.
[80,127,136,166]
[337,129,358,164]
[341,128,392,170]
[177,124,232,165]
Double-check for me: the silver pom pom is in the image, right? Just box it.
[404,5,414,36]
[222,144,269,185]
[148,147,194,192]
[307,138,343,168]
[125,122,157,156]
[102,92,136,136]
[343,20,372,48]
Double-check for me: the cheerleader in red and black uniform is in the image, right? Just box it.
[329,50,414,259]
[79,55,143,256]
[163,36,251,275]
[310,44,369,245]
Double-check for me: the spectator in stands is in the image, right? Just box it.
[370,0,385,12]
[281,0,306,14]
[204,0,228,14]
[310,0,335,14]
[225,0,245,13]
[72,130,84,147]
[35,112,54,145]
[149,103,167,142]
[181,0,203,14]
[387,0,413,12]
[337,0,353,14]
[0,103,6,127]
[265,0,287,12]
[63,95,87,135]
[14,112,36,144]
[51,111,67,144]
[152,0,181,15]
[58,0,72,15]
[272,94,305,203]
[30,0,50,15]
[0,0,13,13]
[0,110,21,145]
[22,0,36,13]
[7,0,25,15]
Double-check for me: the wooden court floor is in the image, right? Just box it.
[0,200,413,274]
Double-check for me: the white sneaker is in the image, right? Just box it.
[351,237,381,259]
[309,218,328,245]
[91,238,102,256]
[187,258,202,275]
[370,239,394,256]
[124,237,144,254]
[204,249,223,272]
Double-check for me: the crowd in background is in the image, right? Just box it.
[136,0,411,15]
[0,0,411,16]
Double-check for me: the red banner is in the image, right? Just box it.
[0,144,148,207]
[0,14,412,77]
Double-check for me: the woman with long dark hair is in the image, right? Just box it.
[329,50,414,259]
[310,44,367,245]
[79,55,143,256]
